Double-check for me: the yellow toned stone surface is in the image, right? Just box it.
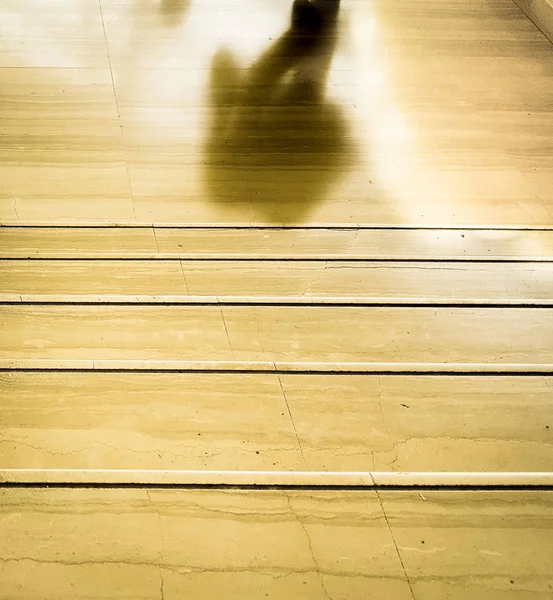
[1,0,553,223]
[0,488,412,600]
[2,227,553,259]
[0,228,158,257]
[2,259,553,301]
[220,306,553,364]
[166,260,553,301]
[279,375,553,472]
[0,372,305,470]
[0,260,188,296]
[0,305,231,361]
[1,489,552,599]
[0,63,131,219]
[154,228,553,259]
[1,0,553,592]
[2,305,553,363]
[379,491,553,599]
[1,372,551,473]
[0,0,553,600]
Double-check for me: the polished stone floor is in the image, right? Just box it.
[1,0,553,224]
[1,0,553,598]
[1,488,553,599]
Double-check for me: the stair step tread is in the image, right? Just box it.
[2,372,551,473]
[2,226,553,260]
[2,260,553,302]
[2,305,552,364]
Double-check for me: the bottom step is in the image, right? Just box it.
[1,487,552,599]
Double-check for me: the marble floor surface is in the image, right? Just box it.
[2,0,553,596]
[1,0,553,224]
[3,304,553,363]
[2,227,553,258]
[1,488,552,600]
[3,259,553,302]
[2,372,552,472]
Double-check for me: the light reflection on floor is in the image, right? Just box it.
[0,0,552,226]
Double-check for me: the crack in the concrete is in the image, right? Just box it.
[0,556,411,582]
[156,502,290,519]
[325,263,489,273]
[2,183,20,219]
[0,437,133,456]
[147,491,165,600]
[286,495,332,600]
[152,227,160,254]
[302,263,327,296]
[371,434,552,446]
[178,259,190,295]
[252,310,268,356]
[298,445,379,458]
[374,491,417,600]
[348,229,362,251]
[277,375,308,468]
[11,194,20,219]
[376,377,398,467]
[219,307,236,359]
[0,437,307,459]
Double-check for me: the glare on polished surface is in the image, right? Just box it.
[1,4,553,596]
[1,0,552,224]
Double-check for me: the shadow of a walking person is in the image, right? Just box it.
[203,0,356,223]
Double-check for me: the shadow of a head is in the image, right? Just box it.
[159,0,190,25]
[203,0,356,223]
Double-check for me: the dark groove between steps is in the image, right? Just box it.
[2,224,553,231]
[1,482,552,491]
[1,257,551,263]
[1,369,552,376]
[2,301,552,308]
